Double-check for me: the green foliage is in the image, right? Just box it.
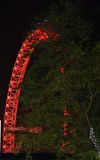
[47,0,94,47]
[17,0,100,159]
[26,152,32,160]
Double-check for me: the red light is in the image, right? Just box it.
[70,129,75,133]
[14,67,17,70]
[9,88,11,92]
[35,29,41,34]
[5,120,7,124]
[66,141,70,145]
[3,145,6,148]
[64,132,67,136]
[18,54,21,58]
[60,67,64,74]
[11,81,13,84]
[64,107,69,116]
[5,112,8,116]
[63,123,68,128]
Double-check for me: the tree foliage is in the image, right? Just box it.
[17,0,100,159]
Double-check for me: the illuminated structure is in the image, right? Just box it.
[2,28,59,153]
[5,126,43,134]
[61,106,70,151]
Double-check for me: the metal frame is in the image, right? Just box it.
[2,28,60,153]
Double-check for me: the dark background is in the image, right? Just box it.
[0,0,100,148]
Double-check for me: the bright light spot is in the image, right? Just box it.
[5,120,7,124]
[5,112,8,116]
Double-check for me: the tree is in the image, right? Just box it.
[17,0,100,159]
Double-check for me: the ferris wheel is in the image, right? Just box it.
[2,27,59,153]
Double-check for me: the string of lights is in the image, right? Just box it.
[61,106,69,151]
[89,128,100,151]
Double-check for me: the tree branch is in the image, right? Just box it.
[85,84,99,128]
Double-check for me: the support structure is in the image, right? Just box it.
[5,126,43,133]
[2,28,59,153]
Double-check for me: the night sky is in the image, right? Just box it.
[0,0,100,121]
